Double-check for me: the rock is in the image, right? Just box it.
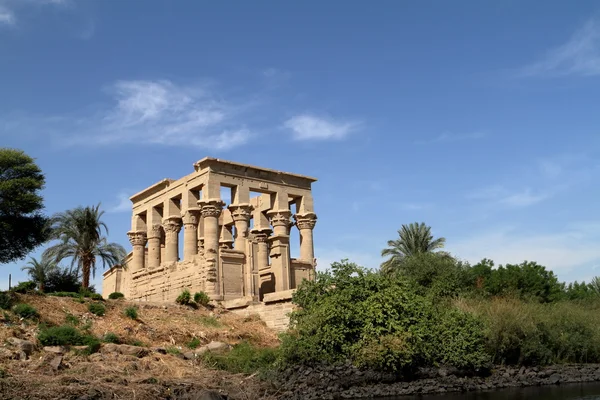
[7,338,34,356]
[549,373,561,384]
[152,347,167,354]
[49,355,63,370]
[44,346,66,354]
[88,353,104,362]
[205,341,229,352]
[71,345,89,352]
[183,351,197,360]
[198,391,227,400]
[101,343,149,358]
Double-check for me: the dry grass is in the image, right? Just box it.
[0,294,282,400]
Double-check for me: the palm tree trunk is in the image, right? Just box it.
[82,263,91,288]
[39,282,44,292]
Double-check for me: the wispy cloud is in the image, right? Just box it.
[451,223,600,281]
[107,191,132,213]
[30,79,254,150]
[284,114,360,141]
[0,6,15,25]
[520,17,600,77]
[468,185,549,207]
[416,131,488,145]
[0,0,68,26]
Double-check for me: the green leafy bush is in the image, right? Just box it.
[11,281,36,294]
[87,302,105,316]
[186,337,202,349]
[65,313,79,325]
[201,341,277,374]
[194,291,210,306]
[45,268,81,293]
[108,292,124,300]
[124,306,138,320]
[37,325,100,354]
[12,303,39,319]
[0,291,16,310]
[90,293,103,301]
[176,289,191,305]
[103,332,121,344]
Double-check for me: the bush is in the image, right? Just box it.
[37,325,100,354]
[124,306,138,320]
[103,332,121,344]
[194,291,210,306]
[79,287,95,298]
[90,293,103,301]
[201,341,278,374]
[87,303,105,316]
[11,281,36,294]
[48,292,79,298]
[187,337,202,349]
[176,289,191,305]
[12,303,39,319]
[108,292,124,300]
[45,268,81,293]
[65,313,79,325]
[0,291,16,310]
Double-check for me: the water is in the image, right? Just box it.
[376,382,600,399]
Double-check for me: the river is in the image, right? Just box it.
[373,382,600,400]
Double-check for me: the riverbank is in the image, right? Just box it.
[273,363,600,399]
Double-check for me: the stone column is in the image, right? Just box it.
[127,231,147,273]
[253,230,272,272]
[268,209,292,291]
[228,204,253,250]
[162,217,182,263]
[147,224,162,269]
[182,210,200,260]
[198,199,225,297]
[294,213,317,263]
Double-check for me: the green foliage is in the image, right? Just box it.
[45,268,81,293]
[44,203,127,289]
[38,325,86,346]
[87,302,105,316]
[198,316,222,327]
[65,313,79,325]
[124,306,138,320]
[130,340,146,347]
[281,259,489,372]
[201,341,278,375]
[0,291,16,310]
[166,346,181,355]
[0,148,49,264]
[103,332,121,344]
[11,281,37,294]
[49,292,80,298]
[12,303,39,319]
[186,337,202,349]
[89,293,103,301]
[194,291,210,306]
[176,289,191,305]
[108,292,124,300]
[21,256,58,292]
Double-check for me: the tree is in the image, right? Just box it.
[0,148,49,263]
[44,204,126,288]
[20,256,58,292]
[381,222,446,273]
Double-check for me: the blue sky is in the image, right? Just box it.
[1,0,600,290]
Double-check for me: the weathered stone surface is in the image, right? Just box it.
[0,348,14,360]
[101,343,149,358]
[7,338,34,355]
[205,341,229,352]
[49,355,63,370]
[151,347,167,354]
[44,346,66,354]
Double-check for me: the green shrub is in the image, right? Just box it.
[166,346,181,355]
[90,293,103,301]
[87,303,105,316]
[48,292,79,298]
[130,340,146,347]
[0,291,16,310]
[186,337,202,349]
[12,303,39,319]
[194,291,210,306]
[108,292,124,300]
[79,287,95,298]
[65,313,79,325]
[124,306,138,320]
[201,341,277,374]
[176,289,191,305]
[103,332,121,344]
[37,325,100,354]
[11,281,37,294]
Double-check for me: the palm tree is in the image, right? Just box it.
[381,222,446,274]
[21,256,58,292]
[43,203,127,288]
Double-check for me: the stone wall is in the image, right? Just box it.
[228,289,297,331]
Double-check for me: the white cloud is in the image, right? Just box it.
[451,224,600,282]
[284,114,360,141]
[107,192,132,213]
[50,79,252,150]
[468,185,549,207]
[520,18,600,77]
[0,6,15,25]
[0,0,68,26]
[415,131,488,145]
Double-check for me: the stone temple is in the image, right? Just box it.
[103,157,317,326]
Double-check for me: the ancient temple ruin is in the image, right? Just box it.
[103,157,317,311]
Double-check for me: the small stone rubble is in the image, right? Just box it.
[274,362,600,399]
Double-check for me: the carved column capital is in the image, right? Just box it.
[268,209,292,229]
[228,203,253,222]
[147,224,163,239]
[294,213,317,230]
[182,209,200,226]
[127,231,147,246]
[162,217,183,234]
[254,232,270,243]
[198,199,225,218]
